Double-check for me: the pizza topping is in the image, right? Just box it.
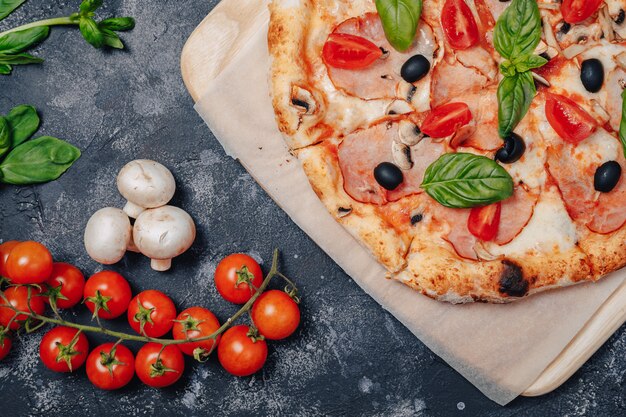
[322,33,383,70]
[594,160,622,192]
[421,102,472,138]
[495,133,526,164]
[374,0,423,52]
[397,120,425,146]
[580,58,605,93]
[391,141,413,170]
[400,54,430,83]
[290,85,317,115]
[374,162,404,190]
[545,93,598,144]
[588,168,626,234]
[441,0,480,50]
[467,203,501,242]
[561,0,604,24]
[494,186,537,245]
[337,207,353,218]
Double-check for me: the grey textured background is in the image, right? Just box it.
[0,1,624,416]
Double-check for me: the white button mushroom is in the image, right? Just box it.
[133,205,196,271]
[84,207,133,265]
[117,159,176,218]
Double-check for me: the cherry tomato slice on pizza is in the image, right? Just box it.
[545,93,597,144]
[421,102,472,138]
[322,33,383,70]
[561,0,603,24]
[468,203,501,242]
[441,0,480,50]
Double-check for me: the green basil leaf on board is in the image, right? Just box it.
[0,52,43,64]
[375,0,423,52]
[0,136,81,185]
[497,71,535,138]
[79,0,103,14]
[0,0,26,21]
[79,17,104,48]
[0,27,49,54]
[493,0,541,61]
[0,116,10,158]
[421,153,514,208]
[0,63,10,74]
[620,89,626,158]
[100,28,124,49]
[99,17,135,31]
[6,104,39,147]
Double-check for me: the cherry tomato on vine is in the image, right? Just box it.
[0,331,12,361]
[83,271,132,319]
[135,343,184,388]
[44,263,85,309]
[172,306,221,360]
[86,343,135,390]
[218,325,267,377]
[251,290,300,340]
[215,254,263,304]
[127,290,176,338]
[0,241,20,278]
[5,241,53,285]
[39,326,89,372]
[0,286,46,330]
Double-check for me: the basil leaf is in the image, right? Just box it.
[0,0,26,21]
[0,136,81,185]
[497,71,535,138]
[101,28,124,49]
[514,54,548,73]
[0,116,10,159]
[375,0,422,52]
[7,104,39,147]
[0,27,50,54]
[421,153,514,208]
[79,0,103,14]
[0,53,43,64]
[0,63,10,74]
[493,0,541,60]
[619,90,626,157]
[79,17,104,48]
[99,17,135,31]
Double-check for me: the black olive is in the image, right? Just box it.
[400,55,431,83]
[495,133,526,164]
[410,213,423,225]
[580,59,604,93]
[559,22,571,34]
[594,161,622,193]
[616,10,625,25]
[374,162,404,191]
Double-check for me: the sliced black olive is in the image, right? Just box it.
[539,52,551,61]
[616,10,625,25]
[580,59,604,93]
[495,133,526,164]
[400,55,431,84]
[374,162,403,191]
[559,22,571,34]
[410,213,423,225]
[594,161,622,193]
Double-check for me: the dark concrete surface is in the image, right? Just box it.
[0,1,624,416]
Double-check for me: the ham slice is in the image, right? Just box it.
[328,13,436,100]
[337,122,445,205]
[438,207,478,260]
[605,68,626,132]
[430,56,490,107]
[494,187,538,245]
[454,88,501,151]
[588,154,626,234]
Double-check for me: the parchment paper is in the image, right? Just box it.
[194,24,625,405]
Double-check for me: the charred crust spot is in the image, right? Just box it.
[498,260,528,297]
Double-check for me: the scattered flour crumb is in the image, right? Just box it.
[359,376,374,394]
[457,402,466,411]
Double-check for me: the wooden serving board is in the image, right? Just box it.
[180,0,626,397]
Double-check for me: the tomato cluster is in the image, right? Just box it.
[0,242,301,390]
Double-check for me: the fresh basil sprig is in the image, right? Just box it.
[375,0,423,52]
[421,153,514,208]
[620,90,626,158]
[6,104,39,147]
[0,117,10,158]
[493,0,546,138]
[0,0,135,74]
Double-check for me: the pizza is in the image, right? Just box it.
[268,0,626,303]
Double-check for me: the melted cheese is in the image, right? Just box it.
[573,129,620,167]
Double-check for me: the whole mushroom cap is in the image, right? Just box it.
[133,205,196,271]
[84,207,132,265]
[117,160,176,218]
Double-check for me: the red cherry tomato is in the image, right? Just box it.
[127,290,176,337]
[172,306,221,359]
[39,326,89,372]
[0,241,20,278]
[441,0,480,50]
[86,343,135,390]
[251,290,300,340]
[545,93,597,144]
[322,32,383,69]
[0,332,12,361]
[0,286,46,330]
[468,203,502,241]
[218,325,268,377]
[135,343,184,388]
[83,271,132,319]
[421,102,472,138]
[214,254,264,304]
[561,0,603,24]
[44,263,85,309]
[5,241,53,285]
